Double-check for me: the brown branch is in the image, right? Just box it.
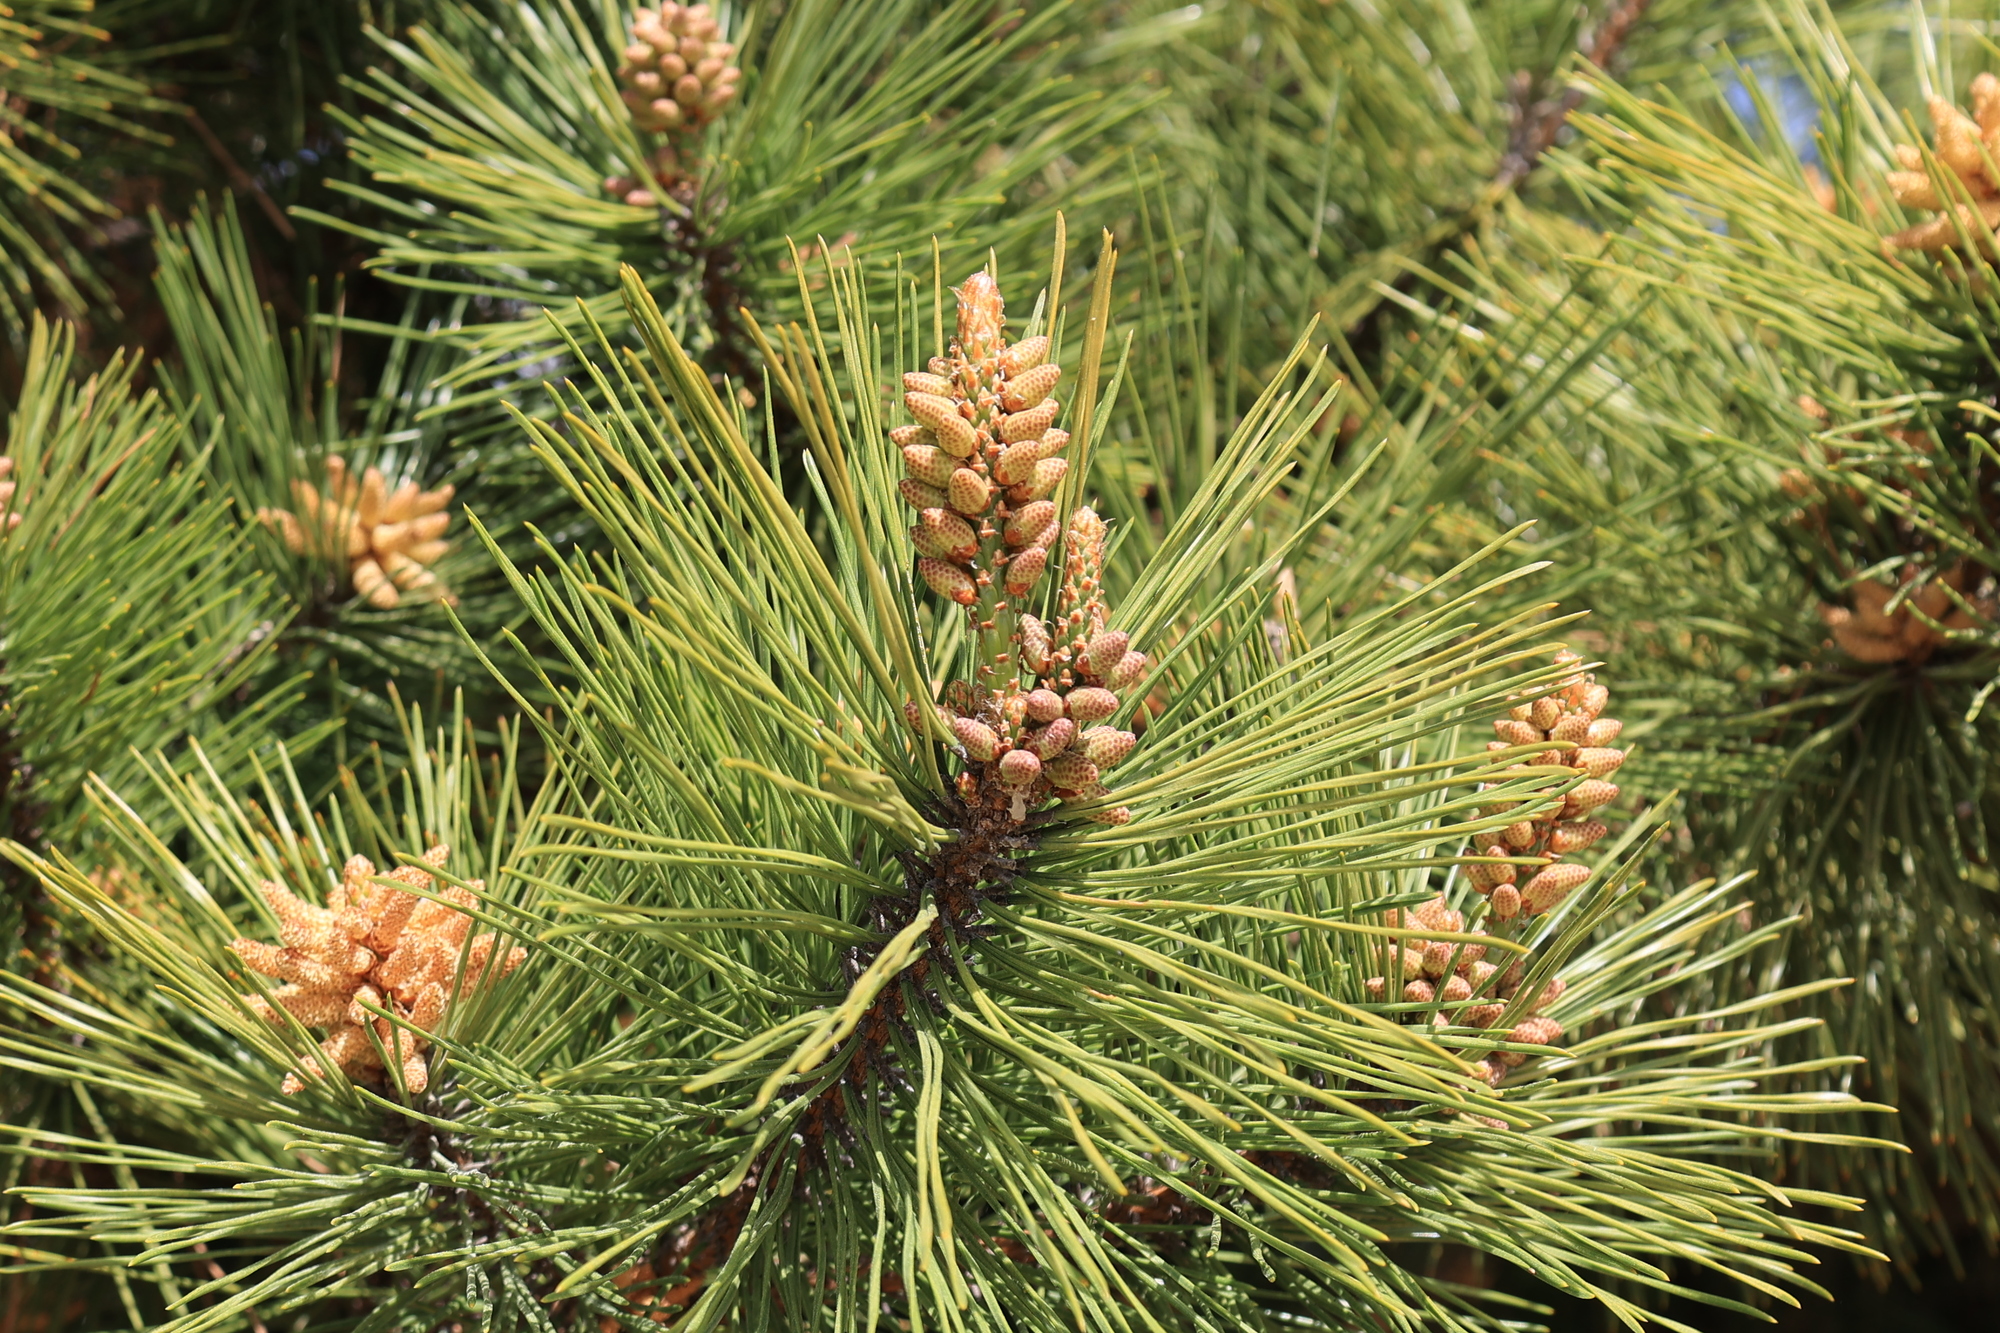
[182,110,298,241]
[1494,0,1654,193]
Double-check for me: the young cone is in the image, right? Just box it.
[1362,651,1632,1093]
[896,270,1147,827]
[257,457,457,611]
[230,845,524,1094]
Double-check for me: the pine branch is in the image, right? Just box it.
[148,198,567,761]
[300,0,1156,419]
[0,246,1893,1331]
[0,1,180,336]
[0,314,294,966]
[1350,10,2000,1264]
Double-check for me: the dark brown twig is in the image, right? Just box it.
[183,110,298,241]
[1329,0,1653,350]
[1494,0,1655,193]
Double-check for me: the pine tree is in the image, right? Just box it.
[1108,0,1860,400]
[4,0,1989,1327]
[0,315,291,969]
[300,0,1152,419]
[0,314,310,1328]
[146,198,564,758]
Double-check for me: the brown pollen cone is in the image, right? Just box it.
[1820,561,1990,665]
[1361,654,1619,1106]
[1466,651,1622,918]
[1362,883,1574,1100]
[607,4,741,200]
[897,271,1147,826]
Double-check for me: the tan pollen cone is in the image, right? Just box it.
[257,456,456,609]
[229,845,524,1094]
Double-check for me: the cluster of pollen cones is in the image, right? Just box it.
[1468,651,1622,920]
[1820,564,1992,665]
[1363,892,1567,1093]
[1887,74,2000,254]
[1784,399,1994,664]
[1357,653,1631,1104]
[256,456,455,610]
[228,845,523,1095]
[606,4,741,200]
[899,273,1149,825]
